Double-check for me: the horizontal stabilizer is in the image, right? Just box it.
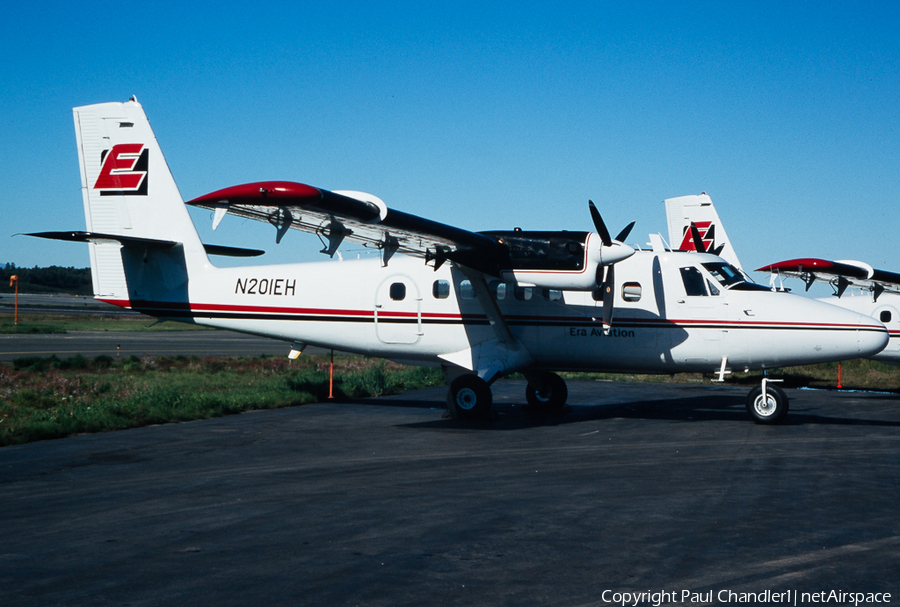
[25,231,262,258]
[24,231,177,249]
[203,243,265,257]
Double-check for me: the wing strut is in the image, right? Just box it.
[459,268,515,345]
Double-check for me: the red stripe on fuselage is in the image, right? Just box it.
[98,298,884,333]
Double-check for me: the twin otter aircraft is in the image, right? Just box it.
[31,99,888,424]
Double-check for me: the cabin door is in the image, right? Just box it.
[375,275,422,344]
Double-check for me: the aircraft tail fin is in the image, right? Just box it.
[664,193,743,270]
[72,98,209,306]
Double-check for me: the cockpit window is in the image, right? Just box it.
[680,267,708,296]
[702,262,745,288]
[700,262,770,292]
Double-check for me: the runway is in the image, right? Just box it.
[1,380,898,606]
[0,293,329,361]
[0,330,294,362]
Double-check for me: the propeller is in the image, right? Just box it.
[689,222,707,253]
[687,222,726,256]
[587,200,635,334]
[616,221,636,243]
[600,264,616,331]
[589,200,612,246]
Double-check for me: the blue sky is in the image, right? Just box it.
[2,1,899,293]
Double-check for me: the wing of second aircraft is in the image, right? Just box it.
[757,258,900,300]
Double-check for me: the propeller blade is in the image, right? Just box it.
[588,200,612,246]
[602,264,615,333]
[615,221,635,243]
[689,222,707,253]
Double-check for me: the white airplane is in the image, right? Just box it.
[663,194,900,364]
[28,99,889,425]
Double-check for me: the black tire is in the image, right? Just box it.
[525,372,568,414]
[447,375,492,420]
[746,385,789,424]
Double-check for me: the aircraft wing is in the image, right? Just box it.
[186,181,507,274]
[757,258,900,300]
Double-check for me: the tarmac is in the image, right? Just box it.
[0,330,294,362]
[2,379,898,606]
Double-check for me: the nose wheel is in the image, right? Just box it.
[746,379,788,424]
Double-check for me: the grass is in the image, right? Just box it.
[3,353,900,447]
[0,354,445,447]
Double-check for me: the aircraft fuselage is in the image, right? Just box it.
[102,248,887,378]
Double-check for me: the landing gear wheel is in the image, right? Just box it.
[746,384,789,424]
[447,375,492,420]
[525,372,568,415]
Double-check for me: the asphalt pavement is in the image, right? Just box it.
[1,380,898,606]
[0,330,294,362]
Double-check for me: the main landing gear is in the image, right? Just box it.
[446,373,790,424]
[446,371,569,420]
[446,374,493,420]
[524,371,568,415]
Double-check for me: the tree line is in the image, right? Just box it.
[1,263,92,295]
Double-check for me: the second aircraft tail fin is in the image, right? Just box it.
[664,193,743,270]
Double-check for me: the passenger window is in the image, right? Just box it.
[547,289,563,302]
[622,282,641,302]
[459,280,475,300]
[680,267,708,296]
[881,310,892,323]
[490,281,507,300]
[389,282,406,301]
[433,279,450,299]
[514,285,533,301]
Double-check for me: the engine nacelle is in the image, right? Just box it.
[483,230,634,291]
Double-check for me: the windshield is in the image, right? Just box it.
[702,262,746,288]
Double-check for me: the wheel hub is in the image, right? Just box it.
[754,394,777,416]
[456,388,478,410]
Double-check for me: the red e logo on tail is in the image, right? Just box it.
[94,144,148,194]
[679,221,715,251]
